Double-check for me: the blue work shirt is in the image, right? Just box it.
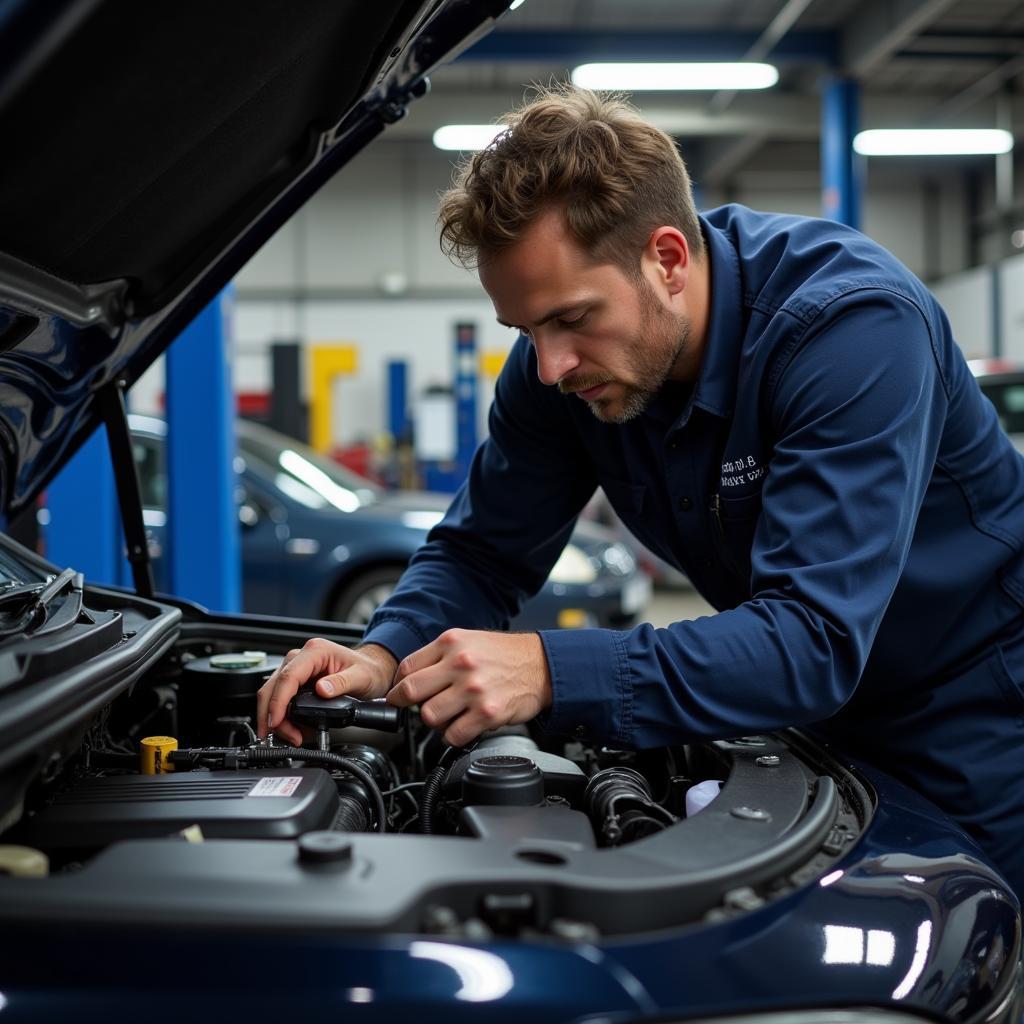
[364,204,1024,893]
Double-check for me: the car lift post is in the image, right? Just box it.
[309,343,359,454]
[454,322,478,480]
[165,287,241,612]
[45,423,127,588]
[387,359,409,443]
[821,76,862,230]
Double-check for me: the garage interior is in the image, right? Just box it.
[1,2,1023,1009]
[37,0,1024,629]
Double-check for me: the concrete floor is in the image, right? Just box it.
[644,585,716,628]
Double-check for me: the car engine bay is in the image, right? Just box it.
[0,573,871,940]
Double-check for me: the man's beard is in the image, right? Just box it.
[560,280,690,424]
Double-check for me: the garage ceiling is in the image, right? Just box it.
[387,0,1024,188]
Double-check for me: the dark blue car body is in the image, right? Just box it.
[0,2,1019,1023]
[0,697,1019,1023]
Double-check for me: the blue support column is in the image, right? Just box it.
[454,323,478,476]
[45,426,125,584]
[387,360,410,441]
[821,77,863,230]
[165,288,241,612]
[992,267,1003,359]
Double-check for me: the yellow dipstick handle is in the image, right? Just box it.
[140,736,178,775]
[0,845,49,877]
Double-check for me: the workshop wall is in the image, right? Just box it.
[233,298,510,447]
[242,141,966,296]
[239,143,471,297]
[213,139,980,448]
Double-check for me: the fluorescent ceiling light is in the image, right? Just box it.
[509,0,526,8]
[433,124,508,151]
[853,129,1013,156]
[571,62,778,91]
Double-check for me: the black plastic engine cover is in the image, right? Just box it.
[25,769,339,850]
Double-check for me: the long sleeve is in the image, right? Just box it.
[540,290,950,746]
[361,335,598,663]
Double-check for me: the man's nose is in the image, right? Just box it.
[534,335,581,387]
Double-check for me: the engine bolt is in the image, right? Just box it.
[731,806,771,822]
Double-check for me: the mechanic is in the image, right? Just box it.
[259,85,1024,898]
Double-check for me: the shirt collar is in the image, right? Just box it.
[622,216,747,431]
[689,213,745,422]
[647,214,745,431]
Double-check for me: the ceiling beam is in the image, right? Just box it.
[708,0,818,114]
[388,86,1017,147]
[840,0,960,76]
[457,29,837,65]
[903,32,1024,58]
[394,90,822,141]
[698,135,771,185]
[926,55,1024,120]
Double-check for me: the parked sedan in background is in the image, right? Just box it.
[971,359,1024,451]
[129,416,650,629]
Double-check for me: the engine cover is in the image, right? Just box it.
[25,769,339,851]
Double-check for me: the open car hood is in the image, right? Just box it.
[0,0,508,518]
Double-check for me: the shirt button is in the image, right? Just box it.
[703,558,713,569]
[573,725,586,738]
[668,441,678,450]
[678,496,693,511]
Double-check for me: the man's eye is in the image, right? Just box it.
[559,315,586,329]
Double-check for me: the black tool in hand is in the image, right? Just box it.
[288,690,405,751]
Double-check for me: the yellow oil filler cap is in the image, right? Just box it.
[0,845,49,877]
[140,736,178,775]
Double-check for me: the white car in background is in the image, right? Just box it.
[970,358,1024,451]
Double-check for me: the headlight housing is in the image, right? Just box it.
[600,542,636,577]
[549,544,598,584]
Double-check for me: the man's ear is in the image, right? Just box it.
[644,226,689,297]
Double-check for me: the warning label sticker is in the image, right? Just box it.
[248,776,302,798]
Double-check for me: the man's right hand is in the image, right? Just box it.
[256,639,398,746]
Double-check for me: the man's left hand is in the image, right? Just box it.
[386,629,552,747]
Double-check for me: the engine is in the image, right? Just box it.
[0,635,867,941]
[10,648,718,865]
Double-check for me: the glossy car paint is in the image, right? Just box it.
[1,763,1018,1023]
[0,0,512,520]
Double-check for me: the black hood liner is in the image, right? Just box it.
[0,0,425,314]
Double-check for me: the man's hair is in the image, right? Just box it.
[438,83,704,276]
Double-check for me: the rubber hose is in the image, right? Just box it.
[244,746,386,833]
[332,795,369,833]
[418,762,448,834]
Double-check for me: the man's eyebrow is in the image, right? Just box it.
[496,303,589,330]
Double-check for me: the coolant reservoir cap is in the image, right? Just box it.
[209,651,268,670]
[463,755,545,807]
